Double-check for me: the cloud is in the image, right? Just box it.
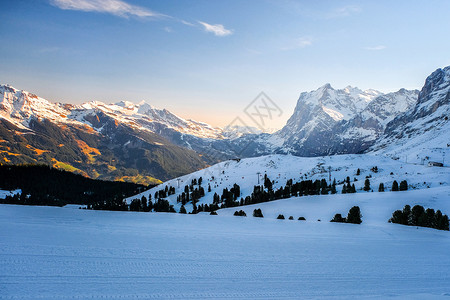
[281,36,313,50]
[328,5,362,18]
[50,0,164,18]
[180,20,195,27]
[164,27,173,33]
[198,21,233,36]
[364,45,386,51]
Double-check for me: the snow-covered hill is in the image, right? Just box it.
[128,153,450,213]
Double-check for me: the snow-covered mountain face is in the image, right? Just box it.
[0,65,448,183]
[0,86,223,140]
[0,85,211,183]
[273,84,419,156]
[371,66,450,164]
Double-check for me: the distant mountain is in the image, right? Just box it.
[0,85,210,184]
[371,66,450,164]
[271,84,419,156]
[1,65,448,183]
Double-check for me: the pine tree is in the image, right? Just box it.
[331,179,337,194]
[363,179,370,191]
[378,183,385,192]
[409,205,425,226]
[346,206,362,224]
[330,213,345,223]
[392,180,399,191]
[399,180,408,191]
[356,168,360,176]
[179,205,187,214]
[253,208,264,218]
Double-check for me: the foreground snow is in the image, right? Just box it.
[1,187,450,299]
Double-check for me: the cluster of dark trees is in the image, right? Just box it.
[378,180,408,192]
[330,206,362,224]
[154,186,176,200]
[176,177,205,207]
[389,205,449,231]
[127,195,176,213]
[233,210,247,216]
[213,176,339,211]
[342,176,357,194]
[253,208,263,218]
[0,165,146,208]
[276,214,306,220]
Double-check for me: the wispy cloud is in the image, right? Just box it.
[328,5,362,18]
[282,36,313,50]
[180,20,195,27]
[364,45,386,51]
[51,1,234,37]
[198,21,233,37]
[50,0,164,18]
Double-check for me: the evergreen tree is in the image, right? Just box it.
[378,183,385,192]
[277,214,285,220]
[234,210,246,216]
[331,179,337,194]
[346,206,362,224]
[409,205,425,226]
[253,208,264,218]
[179,205,187,214]
[330,213,345,223]
[399,180,408,191]
[141,195,148,211]
[363,179,371,191]
[392,180,399,191]
[264,176,273,191]
[356,168,360,176]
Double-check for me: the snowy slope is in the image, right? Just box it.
[1,189,450,299]
[127,153,450,213]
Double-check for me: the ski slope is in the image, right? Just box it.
[127,153,450,213]
[1,185,450,299]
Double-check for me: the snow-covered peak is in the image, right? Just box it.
[297,84,383,121]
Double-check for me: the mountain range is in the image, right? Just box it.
[0,65,448,183]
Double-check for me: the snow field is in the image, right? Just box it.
[1,185,450,299]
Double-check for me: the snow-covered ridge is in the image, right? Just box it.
[128,153,450,213]
[299,83,384,121]
[0,84,224,139]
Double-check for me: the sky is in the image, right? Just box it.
[1,0,450,129]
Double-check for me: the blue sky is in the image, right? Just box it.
[1,0,449,128]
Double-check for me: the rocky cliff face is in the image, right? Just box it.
[271,84,418,156]
[371,66,450,162]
